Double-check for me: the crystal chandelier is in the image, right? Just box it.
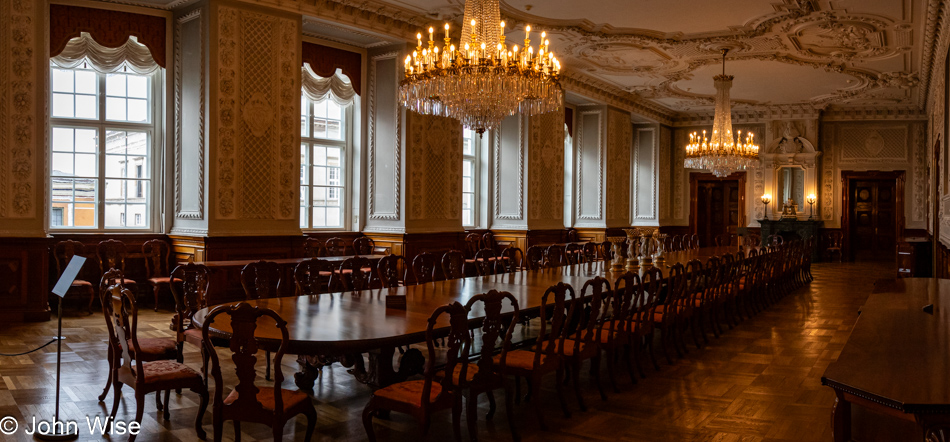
[400,0,563,134]
[683,49,759,177]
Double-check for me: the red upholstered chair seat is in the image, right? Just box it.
[224,387,311,412]
[142,360,201,384]
[147,276,182,285]
[546,339,592,357]
[71,280,92,287]
[131,337,178,360]
[493,349,550,370]
[436,363,479,385]
[373,380,442,408]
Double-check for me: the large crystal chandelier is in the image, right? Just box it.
[683,49,759,177]
[400,0,563,134]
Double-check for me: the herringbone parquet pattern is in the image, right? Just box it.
[0,262,888,441]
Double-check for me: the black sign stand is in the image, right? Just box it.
[35,256,84,441]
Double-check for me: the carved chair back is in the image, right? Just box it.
[500,247,525,272]
[303,237,324,258]
[102,284,145,385]
[98,239,129,274]
[324,237,347,257]
[464,290,520,386]
[293,259,336,296]
[582,242,599,262]
[544,244,568,268]
[377,254,409,288]
[637,267,663,326]
[142,239,171,279]
[827,231,843,249]
[608,271,640,339]
[353,237,376,255]
[565,227,579,243]
[202,303,291,420]
[411,252,437,284]
[525,246,545,270]
[481,232,497,254]
[573,277,609,352]
[565,243,584,264]
[240,260,282,300]
[464,233,482,258]
[473,248,496,276]
[441,250,465,280]
[533,283,576,368]
[421,302,469,405]
[600,240,614,261]
[169,263,211,334]
[769,234,784,246]
[689,234,700,250]
[340,256,372,291]
[53,239,87,276]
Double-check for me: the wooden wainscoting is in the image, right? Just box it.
[0,237,52,322]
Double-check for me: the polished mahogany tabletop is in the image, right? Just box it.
[193,254,387,268]
[192,246,748,355]
[822,277,950,413]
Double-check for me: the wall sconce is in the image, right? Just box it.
[806,194,817,220]
[761,194,772,220]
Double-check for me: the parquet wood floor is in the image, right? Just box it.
[0,261,889,441]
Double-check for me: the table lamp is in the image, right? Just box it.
[761,194,772,220]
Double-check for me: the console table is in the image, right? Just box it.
[758,219,822,260]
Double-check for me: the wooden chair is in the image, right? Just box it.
[142,239,176,311]
[599,240,614,262]
[303,237,324,257]
[662,235,675,253]
[481,231,498,254]
[325,237,347,256]
[639,267,664,372]
[582,242,599,262]
[472,249,496,276]
[769,234,785,246]
[97,239,137,290]
[103,284,208,442]
[411,252,437,284]
[169,263,215,381]
[544,244,568,268]
[294,259,337,295]
[441,250,466,280]
[52,239,96,313]
[525,246,545,270]
[354,237,376,255]
[562,277,610,411]
[97,268,179,407]
[458,290,520,441]
[340,256,373,291]
[202,303,316,442]
[362,302,466,441]
[689,234,700,250]
[499,247,525,273]
[564,227,579,243]
[565,243,584,264]
[825,231,843,262]
[683,259,707,349]
[747,233,762,248]
[494,282,575,429]
[604,271,641,386]
[652,263,686,364]
[464,232,482,258]
[377,254,409,288]
[240,260,282,300]
[715,234,736,247]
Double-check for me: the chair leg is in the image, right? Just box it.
[503,384,520,442]
[163,389,171,420]
[591,355,607,402]
[604,347,620,392]
[529,374,548,430]
[648,332,661,371]
[273,422,285,442]
[265,351,272,381]
[570,359,586,411]
[194,387,208,440]
[303,405,317,442]
[485,389,496,421]
[554,369,571,418]
[362,400,378,442]
[98,346,113,402]
[233,421,241,442]
[213,414,223,442]
[130,392,145,442]
[109,381,123,419]
[155,389,163,411]
[466,391,478,442]
[87,286,96,315]
[153,285,160,312]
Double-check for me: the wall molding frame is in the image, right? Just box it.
[633,127,658,220]
[576,109,604,220]
[174,9,204,220]
[493,116,525,220]
[367,50,402,221]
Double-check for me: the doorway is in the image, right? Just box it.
[841,171,905,262]
[689,172,746,248]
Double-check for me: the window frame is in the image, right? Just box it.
[462,128,479,228]
[48,64,163,232]
[299,95,353,231]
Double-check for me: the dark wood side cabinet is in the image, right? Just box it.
[758,219,822,261]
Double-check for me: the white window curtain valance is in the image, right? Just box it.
[302,64,357,106]
[51,32,160,75]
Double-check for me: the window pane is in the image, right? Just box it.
[106,97,127,121]
[52,153,74,176]
[326,147,341,167]
[52,69,74,93]
[312,207,326,227]
[128,99,148,123]
[313,118,327,138]
[300,205,307,228]
[127,75,148,98]
[106,74,126,96]
[75,70,97,94]
[313,145,326,166]
[52,128,74,152]
[327,120,341,140]
[75,129,96,152]
[105,204,127,228]
[76,94,97,119]
[75,154,96,177]
[313,167,327,186]
[52,93,74,118]
[327,101,342,120]
[301,96,309,137]
[326,207,341,227]
[463,176,473,193]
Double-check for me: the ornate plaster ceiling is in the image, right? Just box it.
[351,0,925,115]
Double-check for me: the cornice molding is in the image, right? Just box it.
[560,70,674,125]
[920,0,949,110]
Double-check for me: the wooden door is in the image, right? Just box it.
[850,179,897,261]
[695,180,740,247]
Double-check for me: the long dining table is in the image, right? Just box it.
[192,245,749,391]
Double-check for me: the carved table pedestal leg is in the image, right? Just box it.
[832,390,851,442]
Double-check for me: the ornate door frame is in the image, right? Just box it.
[840,170,905,261]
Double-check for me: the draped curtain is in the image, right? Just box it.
[51,32,160,75]
[302,64,358,106]
[50,4,167,68]
[301,42,362,95]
